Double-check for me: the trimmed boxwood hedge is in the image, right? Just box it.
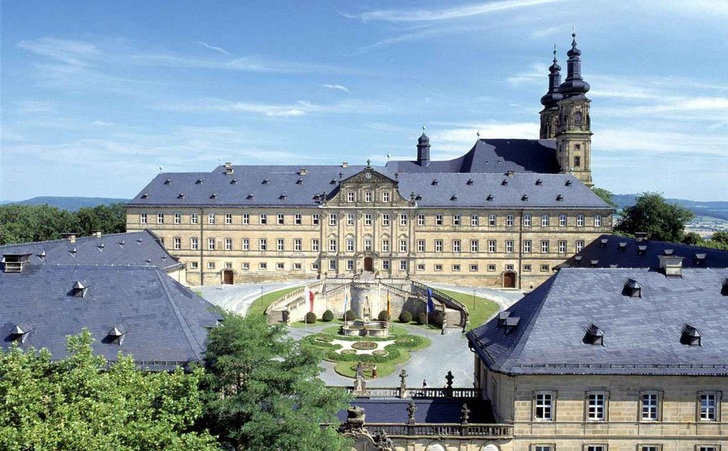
[377,310,390,321]
[304,312,317,324]
[398,310,412,323]
[322,310,334,322]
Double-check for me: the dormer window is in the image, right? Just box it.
[230,178,237,185]
[663,249,674,256]
[497,311,511,328]
[247,194,253,199]
[680,324,701,346]
[279,193,287,200]
[450,195,458,201]
[521,194,528,201]
[196,179,203,184]
[618,242,627,252]
[262,179,269,184]
[296,178,303,184]
[565,180,572,186]
[556,194,563,201]
[141,193,149,199]
[486,194,494,201]
[501,179,508,186]
[330,179,337,185]
[177,193,185,199]
[535,179,542,186]
[2,253,31,273]
[432,179,439,186]
[637,245,647,255]
[10,323,31,343]
[600,238,608,247]
[105,325,126,345]
[573,255,582,265]
[503,316,520,335]
[72,281,88,298]
[466,179,473,185]
[694,253,706,265]
[583,324,604,346]
[164,179,171,185]
[721,278,728,296]
[590,260,599,267]
[210,193,217,199]
[623,279,642,297]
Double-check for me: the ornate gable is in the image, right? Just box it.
[328,166,411,208]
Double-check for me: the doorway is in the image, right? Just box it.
[503,271,516,288]
[364,257,373,272]
[223,270,234,285]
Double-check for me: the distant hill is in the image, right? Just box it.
[613,194,728,221]
[0,196,129,211]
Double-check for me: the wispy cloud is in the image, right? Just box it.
[93,120,115,126]
[194,40,230,55]
[343,0,560,22]
[160,98,393,117]
[320,84,352,94]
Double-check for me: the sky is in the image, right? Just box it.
[1,0,727,202]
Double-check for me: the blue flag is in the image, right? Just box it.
[426,288,434,313]
[344,293,348,316]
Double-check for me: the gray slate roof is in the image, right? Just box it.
[0,265,220,370]
[0,230,181,272]
[338,398,494,424]
[558,234,728,269]
[386,139,559,174]
[128,165,608,210]
[467,267,728,376]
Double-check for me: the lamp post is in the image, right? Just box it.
[472,289,476,312]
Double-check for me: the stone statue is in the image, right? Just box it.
[399,369,408,398]
[407,401,417,425]
[460,403,470,425]
[346,406,366,426]
[445,370,454,397]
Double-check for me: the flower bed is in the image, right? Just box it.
[351,341,377,350]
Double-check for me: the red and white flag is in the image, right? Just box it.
[308,290,315,312]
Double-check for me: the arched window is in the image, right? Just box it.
[574,111,583,126]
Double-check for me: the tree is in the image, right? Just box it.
[591,187,617,208]
[0,330,217,450]
[77,203,127,236]
[202,312,350,451]
[682,232,704,246]
[615,192,694,243]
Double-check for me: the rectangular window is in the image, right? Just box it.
[225,262,232,269]
[595,214,602,227]
[488,240,496,253]
[469,264,478,272]
[173,237,181,250]
[559,214,567,226]
[311,239,319,252]
[576,240,585,252]
[417,263,425,271]
[207,238,216,250]
[276,238,284,252]
[471,240,479,253]
[312,214,320,225]
[207,262,215,270]
[347,260,354,271]
[505,240,514,253]
[640,392,660,421]
[242,238,249,251]
[471,214,479,226]
[487,264,496,272]
[399,260,407,271]
[699,392,720,421]
[541,240,549,253]
[329,239,337,252]
[417,214,425,226]
[453,214,461,226]
[293,263,302,271]
[259,262,267,270]
[541,264,550,272]
[638,447,661,451]
[260,214,267,225]
[382,260,390,270]
[189,261,198,269]
[542,214,549,226]
[347,192,355,202]
[522,214,531,227]
[225,213,233,224]
[435,240,443,253]
[208,213,216,224]
[532,446,554,451]
[382,239,390,252]
[190,213,198,224]
[347,213,355,226]
[452,240,461,253]
[364,239,372,251]
[243,213,250,224]
[382,214,390,226]
[399,240,407,252]
[534,392,555,421]
[140,213,148,224]
[346,239,354,252]
[506,214,514,227]
[382,192,390,202]
[365,191,373,202]
[586,392,608,421]
[697,446,719,451]
[523,240,532,253]
[157,213,164,224]
[452,264,461,272]
[364,214,372,226]
[417,240,426,252]
[276,262,284,270]
[174,213,181,224]
[434,264,442,271]
[400,214,408,226]
[523,264,532,272]
[329,214,337,226]
[294,214,302,225]
[577,214,585,227]
[277,214,284,225]
[242,262,250,270]
[225,238,233,251]
[294,239,302,251]
[489,214,496,226]
[585,446,606,451]
[435,214,443,226]
[505,263,514,271]
[259,238,267,251]
[328,259,336,271]
[558,240,567,254]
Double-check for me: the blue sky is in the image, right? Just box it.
[2,0,727,201]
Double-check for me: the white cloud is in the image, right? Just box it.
[320,84,352,94]
[92,120,115,126]
[194,41,230,55]
[160,98,394,117]
[343,0,560,22]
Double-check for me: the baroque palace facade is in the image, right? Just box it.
[127,34,611,287]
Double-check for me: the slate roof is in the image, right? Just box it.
[338,398,495,424]
[558,234,728,269]
[467,267,728,376]
[128,165,608,210]
[0,265,220,370]
[386,139,559,174]
[0,230,181,272]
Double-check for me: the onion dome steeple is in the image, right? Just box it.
[416,125,431,167]
[558,33,590,97]
[540,45,564,107]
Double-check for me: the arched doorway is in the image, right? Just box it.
[503,271,516,288]
[364,257,373,272]
[223,270,234,285]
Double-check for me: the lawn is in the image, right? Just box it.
[435,288,500,330]
[246,286,302,317]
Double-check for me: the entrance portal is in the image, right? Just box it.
[503,271,516,288]
[223,270,234,285]
[364,257,373,272]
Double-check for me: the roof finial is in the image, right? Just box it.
[422,125,426,132]
[553,44,557,60]
[366,158,371,167]
[476,130,480,138]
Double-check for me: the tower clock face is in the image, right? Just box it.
[365,173,372,179]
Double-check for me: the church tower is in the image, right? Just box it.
[555,33,593,187]
[539,46,562,139]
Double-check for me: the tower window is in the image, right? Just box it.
[574,111,583,126]
[574,156,581,167]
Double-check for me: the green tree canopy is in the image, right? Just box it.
[591,187,617,208]
[0,330,217,450]
[615,192,694,243]
[202,312,350,451]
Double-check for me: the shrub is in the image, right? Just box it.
[344,309,356,321]
[416,312,427,325]
[305,312,317,324]
[398,310,412,323]
[377,310,390,321]
[322,310,334,322]
[429,310,446,327]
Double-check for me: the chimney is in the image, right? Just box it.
[62,233,77,244]
[634,232,648,242]
[298,168,308,176]
[659,255,684,277]
[95,231,102,238]
[224,162,234,175]
[341,162,349,168]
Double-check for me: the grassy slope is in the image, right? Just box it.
[246,286,302,317]
[435,288,500,329]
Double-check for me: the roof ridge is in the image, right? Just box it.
[153,268,205,359]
